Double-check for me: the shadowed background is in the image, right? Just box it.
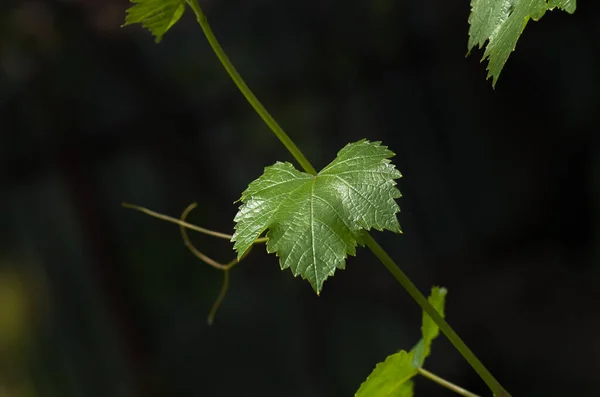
[1,0,599,396]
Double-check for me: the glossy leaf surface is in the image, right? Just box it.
[232,140,402,293]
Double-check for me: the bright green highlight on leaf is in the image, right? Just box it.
[122,0,186,43]
[355,287,447,397]
[232,140,402,294]
[467,0,576,87]
[355,350,416,397]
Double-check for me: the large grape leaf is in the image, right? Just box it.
[468,0,576,87]
[232,140,402,294]
[122,0,186,43]
[355,287,448,397]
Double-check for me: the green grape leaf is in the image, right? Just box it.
[355,350,416,397]
[411,286,447,368]
[122,0,186,43]
[355,288,448,396]
[232,139,402,294]
[467,0,576,87]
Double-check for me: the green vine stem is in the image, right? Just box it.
[185,1,511,396]
[185,0,316,176]
[363,233,510,397]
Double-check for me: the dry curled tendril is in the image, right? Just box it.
[122,202,266,325]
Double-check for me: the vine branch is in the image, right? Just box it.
[185,0,317,175]
[363,232,510,397]
[154,2,512,396]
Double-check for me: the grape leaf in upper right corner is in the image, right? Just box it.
[467,0,576,87]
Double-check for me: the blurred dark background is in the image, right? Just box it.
[1,0,599,396]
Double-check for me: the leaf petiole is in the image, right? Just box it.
[417,367,481,397]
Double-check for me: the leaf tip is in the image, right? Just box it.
[430,285,448,299]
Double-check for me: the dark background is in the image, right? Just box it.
[1,0,599,396]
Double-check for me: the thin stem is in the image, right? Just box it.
[362,232,511,397]
[123,203,265,324]
[123,202,233,240]
[418,367,481,397]
[186,0,317,175]
[123,202,268,245]
[208,267,231,325]
[178,203,242,324]
[179,203,239,270]
[182,3,510,396]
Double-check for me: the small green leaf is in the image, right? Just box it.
[122,0,186,43]
[232,140,402,294]
[356,288,448,396]
[355,350,417,397]
[467,0,576,87]
[411,286,447,367]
